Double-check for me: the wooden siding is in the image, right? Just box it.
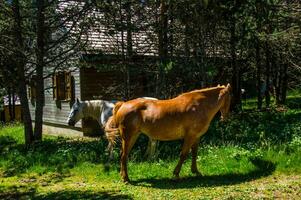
[79,66,148,137]
[28,68,103,137]
[29,69,81,128]
[80,67,124,100]
[80,65,150,101]
[28,64,151,137]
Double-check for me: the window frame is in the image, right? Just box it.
[53,71,74,101]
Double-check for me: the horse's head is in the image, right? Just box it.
[219,83,232,121]
[67,98,84,126]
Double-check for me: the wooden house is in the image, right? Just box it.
[28,2,158,136]
[28,62,157,137]
[27,1,228,137]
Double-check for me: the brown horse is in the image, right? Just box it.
[106,84,232,182]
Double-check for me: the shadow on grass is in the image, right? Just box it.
[0,185,35,200]
[286,96,301,109]
[0,136,110,177]
[33,190,133,200]
[131,158,276,189]
[0,135,17,152]
[0,186,132,200]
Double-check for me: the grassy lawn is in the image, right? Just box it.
[0,96,301,199]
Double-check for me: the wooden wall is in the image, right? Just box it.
[29,69,82,129]
[28,68,104,137]
[79,66,154,136]
[80,67,124,100]
[28,64,152,137]
[80,66,150,101]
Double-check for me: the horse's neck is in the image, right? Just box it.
[197,88,224,117]
[82,101,103,122]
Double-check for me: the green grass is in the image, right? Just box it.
[0,95,301,199]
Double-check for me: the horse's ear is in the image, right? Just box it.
[76,98,80,104]
[226,83,231,91]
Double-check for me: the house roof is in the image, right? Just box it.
[58,1,158,57]
[58,1,227,60]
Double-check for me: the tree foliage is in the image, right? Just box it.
[0,0,300,143]
[0,0,95,144]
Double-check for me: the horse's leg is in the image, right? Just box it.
[144,137,157,160]
[108,142,114,163]
[120,130,139,182]
[191,138,201,175]
[104,142,114,170]
[149,139,157,160]
[173,137,196,179]
[143,137,152,159]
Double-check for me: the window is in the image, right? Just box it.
[53,71,74,101]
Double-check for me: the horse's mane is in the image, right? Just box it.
[193,85,226,92]
[179,86,226,97]
[81,100,105,119]
[84,100,103,105]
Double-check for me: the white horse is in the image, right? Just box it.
[67,98,158,162]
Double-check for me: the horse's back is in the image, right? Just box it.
[117,93,204,121]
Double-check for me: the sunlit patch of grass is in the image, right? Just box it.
[0,132,300,199]
[0,95,301,199]
[242,97,257,110]
[263,145,301,174]
[0,122,24,143]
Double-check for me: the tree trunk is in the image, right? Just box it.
[158,0,168,98]
[8,87,13,121]
[169,3,174,58]
[279,62,288,104]
[126,0,132,59]
[272,53,281,105]
[279,1,290,104]
[230,18,241,111]
[17,79,34,145]
[125,0,132,99]
[197,29,205,88]
[118,0,128,100]
[184,24,190,60]
[12,88,16,120]
[256,39,263,110]
[159,0,168,61]
[34,0,45,141]
[265,41,271,108]
[12,0,34,146]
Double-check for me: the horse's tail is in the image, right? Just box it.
[104,101,124,145]
[104,116,120,146]
[113,101,124,117]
